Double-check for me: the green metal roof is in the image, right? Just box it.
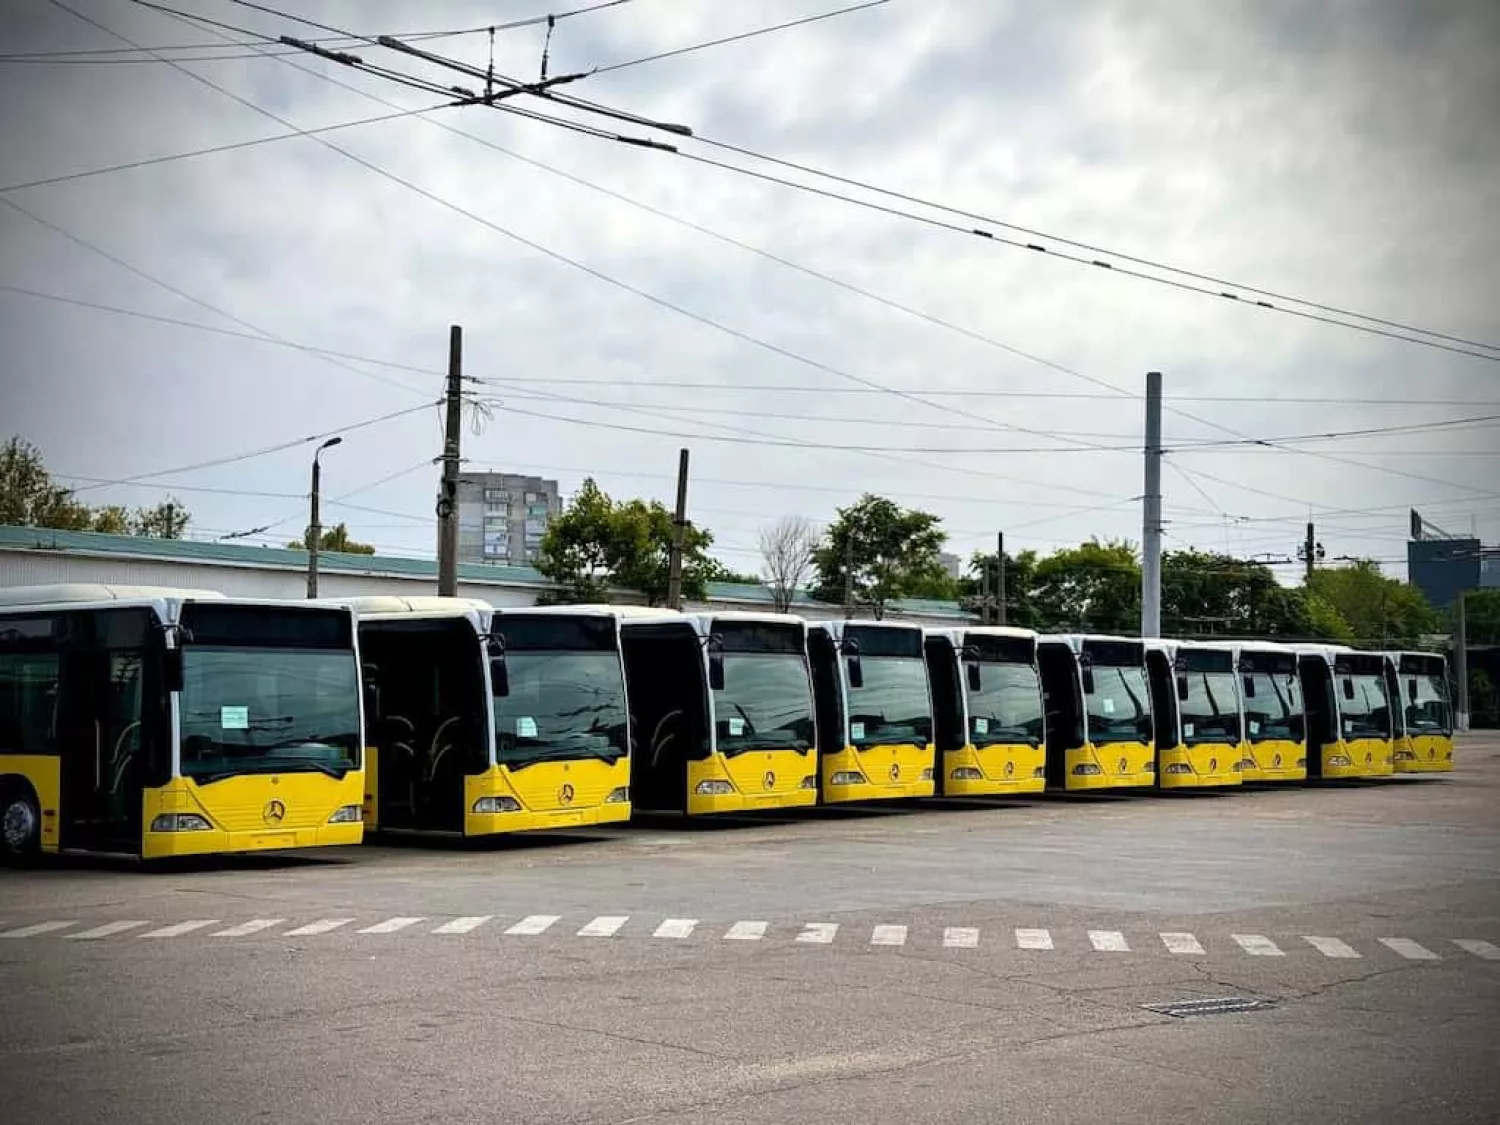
[0,523,974,620]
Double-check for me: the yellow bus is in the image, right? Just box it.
[0,584,364,861]
[344,598,630,836]
[1144,640,1244,789]
[1232,642,1308,782]
[923,627,1046,795]
[1035,634,1155,790]
[1386,650,1455,772]
[1294,645,1394,778]
[620,611,818,814]
[808,620,936,803]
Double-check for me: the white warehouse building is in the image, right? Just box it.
[0,525,975,625]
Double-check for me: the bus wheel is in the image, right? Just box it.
[0,785,41,860]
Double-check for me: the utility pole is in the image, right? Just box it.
[1141,370,1163,639]
[665,448,690,610]
[843,536,855,619]
[306,436,342,598]
[437,325,463,598]
[1304,521,1316,583]
[1454,589,1470,732]
[979,560,991,626]
[995,531,1007,626]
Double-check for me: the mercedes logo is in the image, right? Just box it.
[889,763,900,781]
[1273,754,1282,767]
[1004,760,1014,777]
[1118,758,1128,774]
[1209,758,1218,772]
[763,771,775,791]
[559,783,575,805]
[262,799,286,825]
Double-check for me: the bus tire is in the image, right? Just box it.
[0,781,42,861]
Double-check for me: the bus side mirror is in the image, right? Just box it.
[966,662,981,692]
[1176,674,1189,702]
[163,647,184,694]
[487,635,509,698]
[1243,675,1256,699]
[361,663,381,721]
[847,656,863,690]
[708,634,725,691]
[1080,661,1095,695]
[1342,677,1355,701]
[1407,678,1419,701]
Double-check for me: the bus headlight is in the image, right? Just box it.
[326,805,362,824]
[473,796,522,813]
[695,779,734,796]
[1328,755,1353,767]
[1072,764,1102,776]
[919,767,934,781]
[830,771,866,785]
[604,786,630,803]
[150,813,212,832]
[1238,759,1256,772]
[800,775,817,789]
[1295,758,1307,767]
[1163,763,1192,775]
[1394,750,1415,761]
[1032,766,1046,777]
[1142,761,1154,772]
[951,767,983,781]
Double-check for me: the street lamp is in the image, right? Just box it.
[306,436,343,598]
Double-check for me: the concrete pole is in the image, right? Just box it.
[1454,590,1470,731]
[437,325,463,597]
[665,448,690,610]
[1141,370,1163,638]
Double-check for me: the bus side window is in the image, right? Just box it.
[0,651,61,755]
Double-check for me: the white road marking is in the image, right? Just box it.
[432,916,491,935]
[1304,936,1361,959]
[67,920,150,940]
[1453,939,1500,961]
[725,920,768,941]
[796,922,838,944]
[1379,938,1439,961]
[506,915,560,936]
[1015,928,1053,950]
[577,915,629,938]
[356,917,424,935]
[870,925,908,946]
[140,920,219,939]
[284,918,356,937]
[1232,933,1284,957]
[653,918,698,939]
[1160,932,1205,955]
[212,919,284,938]
[1,921,77,938]
[1089,930,1130,952]
[943,927,979,948]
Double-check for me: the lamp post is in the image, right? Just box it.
[306,436,342,598]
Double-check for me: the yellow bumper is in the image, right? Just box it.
[941,744,1045,795]
[1064,743,1155,790]
[822,744,935,803]
[686,751,818,814]
[1240,739,1307,782]
[1321,738,1391,779]
[1394,733,1455,773]
[1157,742,1243,789]
[142,773,365,859]
[464,761,631,835]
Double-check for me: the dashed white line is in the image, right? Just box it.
[1304,936,1361,959]
[943,927,979,949]
[870,924,908,946]
[1,921,76,938]
[285,918,356,937]
[432,916,492,935]
[1015,928,1053,950]
[212,919,284,938]
[577,915,629,938]
[67,921,150,940]
[506,915,561,936]
[1232,934,1284,957]
[1453,939,1500,961]
[724,920,767,941]
[653,918,698,939]
[796,922,838,944]
[356,917,424,935]
[1379,937,1439,961]
[1089,930,1130,952]
[1161,932,1205,955]
[140,920,219,939]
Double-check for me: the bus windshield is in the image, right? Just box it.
[494,650,628,769]
[967,663,1044,747]
[849,656,931,748]
[1086,664,1152,745]
[1339,673,1390,739]
[716,652,814,755]
[179,647,361,782]
[1406,674,1451,733]
[1179,671,1241,746]
[1244,670,1302,743]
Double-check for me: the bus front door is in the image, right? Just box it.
[59,649,145,854]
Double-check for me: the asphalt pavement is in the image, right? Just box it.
[3,734,1498,1124]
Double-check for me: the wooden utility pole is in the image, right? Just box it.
[995,531,1007,626]
[437,325,463,597]
[665,448,690,610]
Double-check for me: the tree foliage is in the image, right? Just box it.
[1308,560,1437,646]
[533,478,718,606]
[809,494,947,619]
[287,522,375,555]
[1,436,190,539]
[1456,589,1500,647]
[759,515,819,614]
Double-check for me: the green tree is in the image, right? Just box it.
[960,548,1042,627]
[703,560,763,586]
[534,478,718,606]
[287,522,375,555]
[0,435,92,530]
[90,505,132,535]
[1308,560,1437,646]
[809,494,947,619]
[130,498,190,539]
[1457,589,1500,646]
[1161,550,1317,637]
[1029,539,1140,633]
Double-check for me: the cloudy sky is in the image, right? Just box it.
[3,0,1498,583]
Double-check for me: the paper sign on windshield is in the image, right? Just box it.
[1101,698,1116,715]
[974,717,989,735]
[516,717,537,738]
[1249,720,1261,735]
[728,717,745,736]
[850,721,865,740]
[1183,722,1195,739]
[220,706,249,730]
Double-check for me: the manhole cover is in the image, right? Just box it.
[1143,997,1277,1018]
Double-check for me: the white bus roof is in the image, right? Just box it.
[504,604,679,622]
[1230,639,1302,655]
[811,618,925,638]
[687,611,809,636]
[1039,632,1141,648]
[924,625,1039,648]
[0,583,228,608]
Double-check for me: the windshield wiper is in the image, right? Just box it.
[722,735,811,755]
